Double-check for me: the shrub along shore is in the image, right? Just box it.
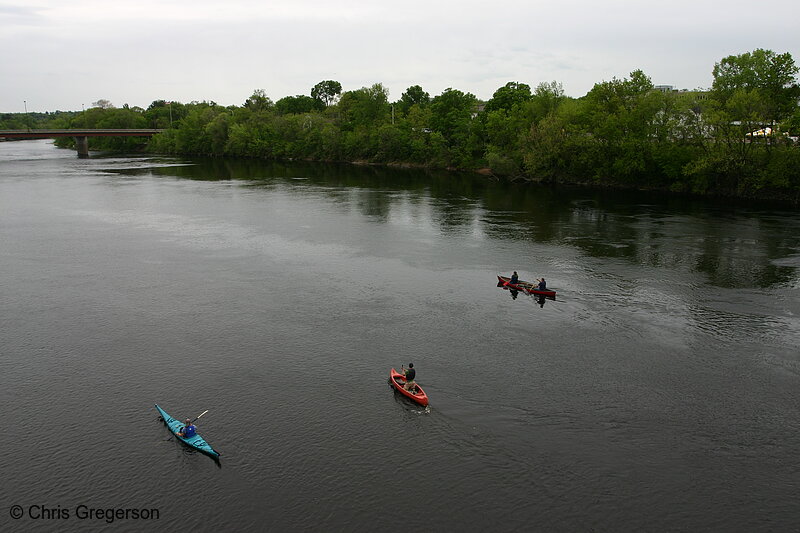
[5,49,799,204]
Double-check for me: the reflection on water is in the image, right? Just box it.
[103,156,800,290]
[3,140,799,532]
[496,280,555,308]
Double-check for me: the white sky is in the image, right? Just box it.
[2,0,798,112]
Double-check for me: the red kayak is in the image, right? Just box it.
[497,275,557,298]
[389,368,429,406]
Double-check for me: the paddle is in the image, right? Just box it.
[172,410,208,439]
[394,365,406,384]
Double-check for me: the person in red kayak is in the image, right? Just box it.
[536,277,547,291]
[176,418,197,438]
[401,363,416,392]
[510,271,519,284]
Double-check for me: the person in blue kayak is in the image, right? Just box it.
[536,277,547,291]
[510,271,519,284]
[176,418,197,438]
[401,363,416,392]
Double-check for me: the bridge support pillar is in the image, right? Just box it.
[74,136,89,158]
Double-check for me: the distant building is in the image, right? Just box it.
[654,85,674,93]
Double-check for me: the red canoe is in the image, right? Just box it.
[497,275,557,298]
[389,368,429,406]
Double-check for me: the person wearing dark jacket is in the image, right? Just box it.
[402,363,416,392]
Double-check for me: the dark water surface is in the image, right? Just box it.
[2,140,798,532]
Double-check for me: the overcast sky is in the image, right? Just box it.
[2,0,798,112]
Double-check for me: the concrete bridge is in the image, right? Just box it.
[0,129,164,158]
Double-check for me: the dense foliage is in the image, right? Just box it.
[3,49,799,201]
[0,110,78,130]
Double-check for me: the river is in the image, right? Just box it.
[1,139,798,532]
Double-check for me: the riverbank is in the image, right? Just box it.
[142,147,800,207]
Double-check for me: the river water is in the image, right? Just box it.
[1,140,798,532]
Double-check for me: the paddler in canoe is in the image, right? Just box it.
[389,365,429,406]
[498,273,551,293]
[401,363,416,391]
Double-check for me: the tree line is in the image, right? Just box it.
[3,49,799,202]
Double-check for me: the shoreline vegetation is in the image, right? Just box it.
[3,49,799,205]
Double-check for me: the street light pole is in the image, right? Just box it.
[24,100,29,131]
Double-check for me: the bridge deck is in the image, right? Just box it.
[0,129,163,139]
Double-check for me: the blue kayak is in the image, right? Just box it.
[155,404,221,459]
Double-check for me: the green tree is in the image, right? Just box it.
[711,49,799,124]
[173,102,227,154]
[681,50,800,195]
[481,82,539,176]
[244,89,274,112]
[579,70,667,183]
[429,88,480,166]
[145,100,186,129]
[484,81,532,113]
[429,88,477,139]
[397,85,430,115]
[311,80,343,108]
[527,81,566,122]
[275,95,319,114]
[337,83,390,129]
[685,88,769,193]
[523,98,595,182]
[785,107,800,135]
